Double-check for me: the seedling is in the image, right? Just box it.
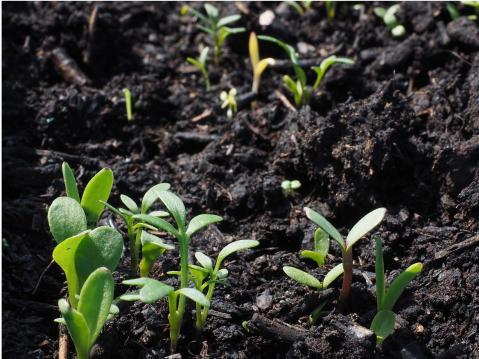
[56,267,115,359]
[102,183,171,275]
[258,35,353,107]
[325,1,336,23]
[249,32,275,94]
[187,47,211,90]
[371,236,422,344]
[123,88,133,121]
[374,5,406,37]
[285,1,313,16]
[447,1,479,21]
[281,179,301,195]
[220,88,238,119]
[304,207,386,307]
[190,239,259,329]
[130,189,222,351]
[181,4,245,66]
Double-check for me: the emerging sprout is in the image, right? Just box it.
[190,239,259,329]
[325,0,337,23]
[181,4,245,66]
[258,35,353,107]
[374,5,406,37]
[128,188,222,351]
[304,207,386,306]
[249,32,275,94]
[55,267,116,359]
[187,47,211,90]
[123,88,133,122]
[447,1,479,21]
[220,88,238,119]
[102,183,172,276]
[285,0,313,16]
[371,236,422,344]
[281,179,301,195]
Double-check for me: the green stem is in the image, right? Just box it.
[339,247,353,310]
[127,219,138,276]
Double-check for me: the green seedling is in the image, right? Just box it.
[281,179,301,195]
[130,189,222,351]
[48,162,114,236]
[258,35,353,107]
[181,4,245,66]
[220,88,238,119]
[190,239,259,329]
[371,236,422,344]
[304,207,386,307]
[325,0,337,23]
[123,88,133,121]
[187,47,211,90]
[249,32,275,94]
[447,1,479,21]
[140,231,175,277]
[374,5,406,37]
[285,0,313,16]
[56,267,115,359]
[102,183,171,275]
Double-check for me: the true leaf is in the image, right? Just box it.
[48,197,87,243]
[155,190,187,232]
[216,240,259,268]
[141,183,171,214]
[370,310,396,344]
[346,208,386,249]
[313,227,330,265]
[62,162,80,203]
[301,250,325,267]
[204,3,219,19]
[375,236,385,311]
[177,287,210,307]
[381,263,422,311]
[81,168,114,226]
[186,214,222,236]
[121,277,175,304]
[120,194,139,213]
[323,263,344,289]
[283,266,322,289]
[304,207,345,250]
[195,252,213,271]
[77,267,114,348]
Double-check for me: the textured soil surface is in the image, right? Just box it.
[2,2,479,358]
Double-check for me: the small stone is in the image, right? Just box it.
[256,290,273,310]
[416,324,424,334]
[259,10,275,26]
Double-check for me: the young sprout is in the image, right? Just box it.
[102,183,171,275]
[447,1,479,21]
[281,179,301,195]
[130,189,222,351]
[191,239,259,329]
[374,5,406,37]
[325,0,337,23]
[187,47,211,90]
[285,0,313,16]
[258,35,353,107]
[249,32,275,94]
[304,207,386,307]
[220,88,238,119]
[55,267,116,359]
[371,236,422,345]
[181,4,245,66]
[123,88,133,122]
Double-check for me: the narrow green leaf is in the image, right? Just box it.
[375,236,385,312]
[381,263,423,311]
[101,201,122,217]
[187,57,204,71]
[370,310,396,344]
[204,3,219,18]
[141,183,171,214]
[374,7,387,18]
[304,207,345,250]
[217,240,259,268]
[177,287,210,307]
[195,252,213,271]
[62,162,80,203]
[48,197,88,244]
[346,208,386,249]
[81,168,114,226]
[300,250,324,267]
[120,194,139,214]
[155,190,187,232]
[283,266,322,289]
[133,214,179,237]
[217,14,241,27]
[186,214,223,236]
[199,47,209,65]
[323,263,344,289]
[77,267,114,348]
[122,277,175,304]
[149,210,169,217]
[313,228,330,265]
[58,299,90,359]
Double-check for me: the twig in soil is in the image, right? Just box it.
[434,234,479,261]
[248,313,308,343]
[59,324,68,359]
[275,90,296,112]
[32,259,54,295]
[84,4,99,65]
[34,148,107,167]
[50,48,91,86]
[191,109,212,122]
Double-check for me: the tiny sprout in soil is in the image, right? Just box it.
[281,179,301,195]
[123,88,133,121]
[220,88,238,118]
[187,47,211,90]
[285,0,313,16]
[374,5,406,37]
[249,32,275,94]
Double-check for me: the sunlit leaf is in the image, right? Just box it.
[62,162,80,203]
[122,277,174,304]
[346,208,386,249]
[177,287,210,307]
[283,266,322,288]
[370,310,396,345]
[81,168,114,226]
[141,183,171,214]
[155,190,187,232]
[217,240,259,268]
[323,263,344,289]
[195,252,213,271]
[186,214,222,236]
[120,194,139,214]
[304,207,345,249]
[48,197,87,244]
[381,263,422,311]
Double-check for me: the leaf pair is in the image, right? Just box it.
[57,267,114,359]
[283,263,343,290]
[374,5,406,37]
[53,227,123,307]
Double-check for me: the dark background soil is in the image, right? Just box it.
[2,2,478,358]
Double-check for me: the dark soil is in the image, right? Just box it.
[2,2,478,358]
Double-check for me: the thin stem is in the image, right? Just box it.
[127,218,138,276]
[339,247,353,309]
